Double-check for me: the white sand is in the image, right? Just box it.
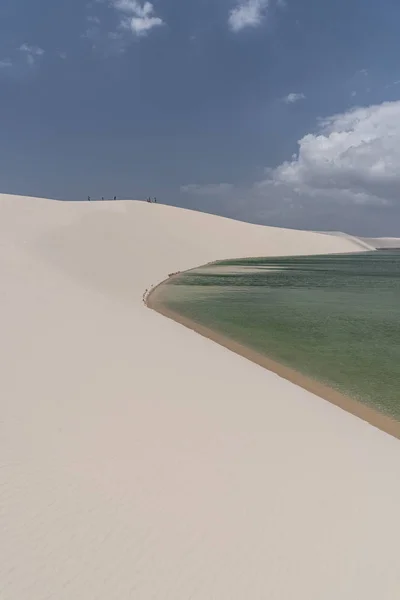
[1,194,400,600]
[361,237,400,249]
[318,230,376,250]
[321,232,400,250]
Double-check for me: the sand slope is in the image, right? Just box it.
[1,194,400,600]
[319,230,375,250]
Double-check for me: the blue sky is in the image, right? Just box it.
[1,0,400,235]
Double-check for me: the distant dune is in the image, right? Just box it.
[1,194,400,600]
[319,230,400,250]
[361,236,400,249]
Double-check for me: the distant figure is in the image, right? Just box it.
[88,196,91,202]
[101,197,104,201]
[154,197,157,203]
[114,196,117,200]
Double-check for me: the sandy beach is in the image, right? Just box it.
[1,194,400,599]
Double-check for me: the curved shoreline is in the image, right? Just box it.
[147,274,400,441]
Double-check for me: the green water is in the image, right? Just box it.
[157,252,400,418]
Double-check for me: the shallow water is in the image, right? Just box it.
[156,252,400,418]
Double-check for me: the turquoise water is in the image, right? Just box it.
[156,252,400,418]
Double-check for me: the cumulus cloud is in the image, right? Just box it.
[19,44,44,66]
[283,92,305,104]
[258,101,400,206]
[181,183,234,196]
[113,0,163,35]
[228,0,268,32]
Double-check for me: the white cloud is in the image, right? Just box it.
[257,101,400,206]
[181,183,234,196]
[228,0,268,32]
[113,0,163,35]
[84,0,163,49]
[19,44,45,66]
[114,0,147,13]
[283,92,305,104]
[0,58,12,68]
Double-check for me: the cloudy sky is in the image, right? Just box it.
[1,0,400,235]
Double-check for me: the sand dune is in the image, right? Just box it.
[320,231,400,250]
[317,230,376,250]
[361,236,400,249]
[1,194,400,600]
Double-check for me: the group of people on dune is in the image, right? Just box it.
[87,196,117,201]
[86,196,157,203]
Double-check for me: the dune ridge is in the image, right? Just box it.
[1,194,400,600]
